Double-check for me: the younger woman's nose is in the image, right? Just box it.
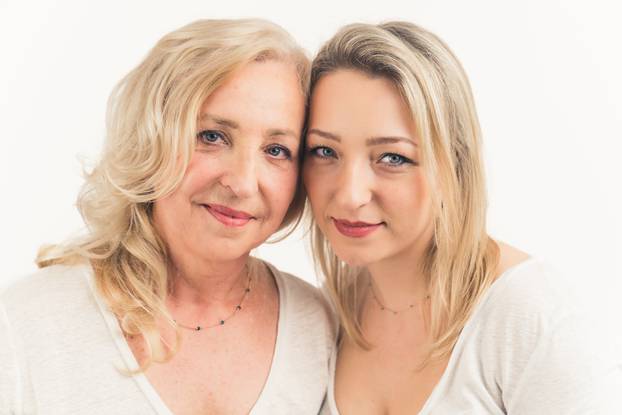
[333,161,374,212]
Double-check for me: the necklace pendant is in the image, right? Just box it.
[174,265,252,332]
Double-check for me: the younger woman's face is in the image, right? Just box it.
[303,69,434,267]
[153,60,305,265]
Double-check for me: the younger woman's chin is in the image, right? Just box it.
[332,250,373,268]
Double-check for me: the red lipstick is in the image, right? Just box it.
[332,218,383,238]
[204,204,254,227]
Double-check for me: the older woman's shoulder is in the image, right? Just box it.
[259,259,338,341]
[1,263,93,316]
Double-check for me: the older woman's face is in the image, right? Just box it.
[303,69,434,267]
[154,60,305,264]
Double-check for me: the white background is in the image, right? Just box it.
[1,1,621,315]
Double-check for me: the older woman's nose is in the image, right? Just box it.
[219,152,259,198]
[333,162,373,211]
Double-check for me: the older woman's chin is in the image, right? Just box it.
[169,225,282,264]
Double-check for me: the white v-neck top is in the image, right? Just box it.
[321,258,622,414]
[0,260,335,414]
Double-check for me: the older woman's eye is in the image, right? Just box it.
[197,130,227,145]
[266,145,292,160]
[309,146,337,159]
[378,153,414,167]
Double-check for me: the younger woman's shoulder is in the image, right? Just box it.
[473,243,601,363]
[486,242,573,317]
[471,244,622,412]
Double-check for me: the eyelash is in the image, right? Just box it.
[196,130,292,160]
[308,146,415,167]
[265,145,292,160]
[197,130,228,145]
[378,153,414,167]
[308,146,336,159]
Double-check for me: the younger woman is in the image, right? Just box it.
[304,21,621,414]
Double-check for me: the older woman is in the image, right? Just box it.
[303,22,621,414]
[0,19,334,414]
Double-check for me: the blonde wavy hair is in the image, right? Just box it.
[37,18,310,368]
[308,21,499,364]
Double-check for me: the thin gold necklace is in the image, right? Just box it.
[368,281,430,315]
[174,265,252,331]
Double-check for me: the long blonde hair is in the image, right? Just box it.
[308,21,499,363]
[37,18,310,368]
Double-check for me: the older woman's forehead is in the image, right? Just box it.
[197,63,305,140]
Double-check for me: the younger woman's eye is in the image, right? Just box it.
[197,130,227,145]
[378,153,414,167]
[266,145,292,160]
[308,146,337,159]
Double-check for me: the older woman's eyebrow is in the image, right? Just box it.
[200,114,297,139]
[307,128,341,142]
[267,128,299,140]
[200,113,239,130]
[366,136,417,147]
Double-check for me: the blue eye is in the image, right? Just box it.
[197,130,227,144]
[266,145,292,160]
[309,146,336,159]
[379,153,412,166]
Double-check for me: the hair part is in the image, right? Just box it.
[37,18,310,370]
[308,21,499,366]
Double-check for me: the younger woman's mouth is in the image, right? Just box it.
[332,217,384,238]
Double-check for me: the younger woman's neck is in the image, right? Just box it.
[366,253,429,310]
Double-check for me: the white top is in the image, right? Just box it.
[321,258,622,414]
[0,261,336,415]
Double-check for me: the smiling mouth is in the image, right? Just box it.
[203,204,255,227]
[332,217,384,238]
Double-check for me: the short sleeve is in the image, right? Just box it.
[317,283,339,358]
[0,299,23,414]
[503,311,622,414]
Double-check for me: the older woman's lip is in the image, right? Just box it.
[203,204,254,227]
[207,204,254,219]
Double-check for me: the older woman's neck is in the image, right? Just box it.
[168,255,250,305]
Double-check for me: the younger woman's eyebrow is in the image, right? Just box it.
[366,136,417,147]
[308,128,416,147]
[307,128,341,142]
